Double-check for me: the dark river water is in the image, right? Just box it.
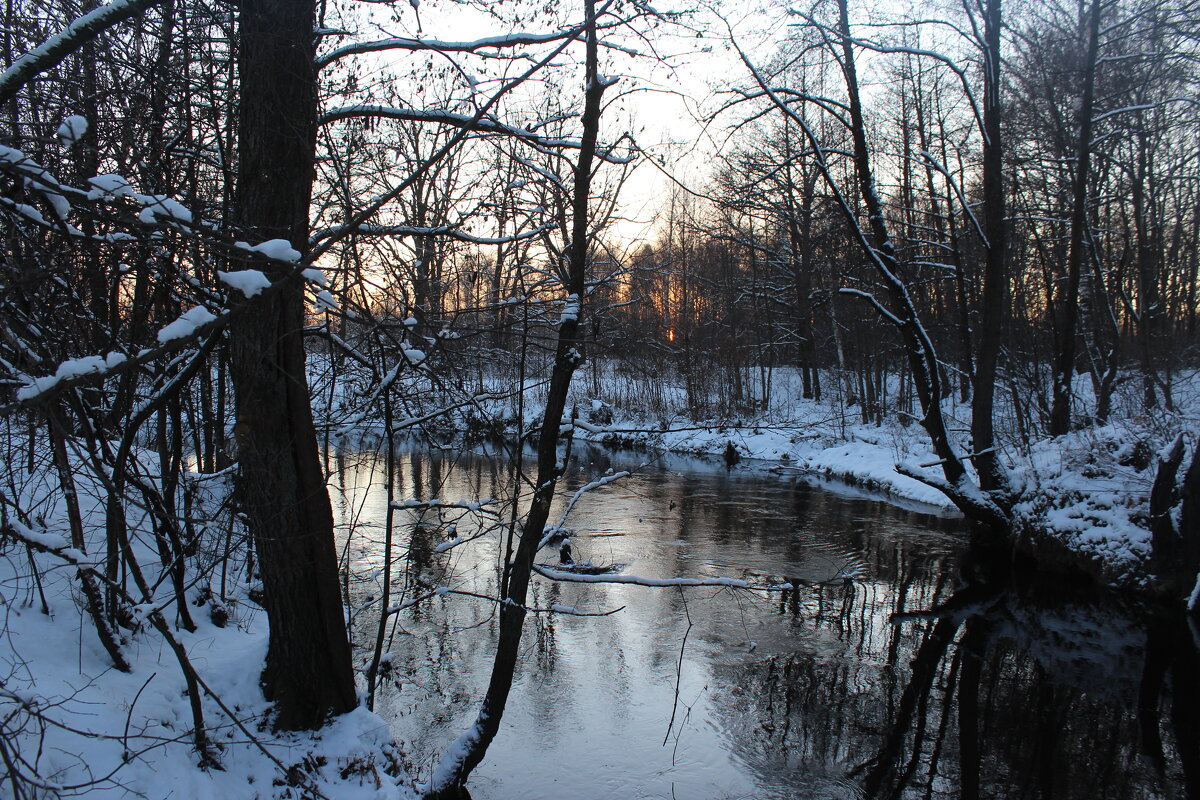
[326,437,1198,800]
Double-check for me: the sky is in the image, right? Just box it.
[328,0,787,246]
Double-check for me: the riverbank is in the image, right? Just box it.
[319,357,1195,597]
[515,365,1199,598]
[0,444,418,799]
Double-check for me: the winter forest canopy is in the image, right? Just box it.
[0,0,1198,796]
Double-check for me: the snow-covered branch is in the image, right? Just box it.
[309,221,554,247]
[1091,97,1197,124]
[318,105,634,164]
[533,564,751,588]
[538,470,631,549]
[317,27,587,69]
[0,0,162,105]
[1,517,91,566]
[838,288,904,328]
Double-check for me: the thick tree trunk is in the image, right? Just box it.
[231,0,356,730]
[835,0,966,487]
[1177,437,1200,595]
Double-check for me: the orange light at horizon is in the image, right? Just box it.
[666,328,675,342]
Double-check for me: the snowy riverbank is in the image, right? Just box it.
[532,365,1198,595]
[318,357,1197,594]
[0,448,417,799]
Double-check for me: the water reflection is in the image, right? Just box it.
[326,437,1197,800]
[718,562,1198,800]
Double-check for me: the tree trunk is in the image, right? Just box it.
[1049,0,1102,436]
[970,0,1011,495]
[835,0,966,487]
[230,0,356,730]
[424,3,606,793]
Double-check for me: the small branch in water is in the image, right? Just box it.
[664,587,693,748]
[533,564,754,588]
[388,582,624,617]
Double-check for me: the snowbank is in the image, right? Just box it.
[0,446,417,799]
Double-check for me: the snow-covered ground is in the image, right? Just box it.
[0,447,416,798]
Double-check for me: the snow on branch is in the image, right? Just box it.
[538,470,631,549]
[2,517,91,566]
[390,497,500,513]
[317,26,587,69]
[0,144,82,227]
[1090,97,1197,124]
[321,105,586,149]
[895,464,1008,529]
[15,352,129,401]
[309,221,553,247]
[319,106,635,165]
[918,150,988,247]
[533,564,751,588]
[7,232,323,409]
[307,21,599,264]
[0,0,162,105]
[838,288,904,328]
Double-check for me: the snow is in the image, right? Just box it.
[0,443,418,800]
[0,147,76,228]
[1007,424,1163,585]
[315,358,1197,592]
[6,517,69,551]
[0,143,24,165]
[318,27,589,68]
[7,200,46,224]
[559,293,580,324]
[319,105,588,153]
[55,114,87,146]
[135,193,193,224]
[0,0,154,100]
[435,536,464,553]
[157,306,218,343]
[16,351,127,400]
[302,266,329,286]
[424,716,487,796]
[217,269,271,297]
[237,237,302,262]
[42,188,71,219]
[87,173,135,199]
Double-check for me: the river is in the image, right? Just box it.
[326,436,1197,800]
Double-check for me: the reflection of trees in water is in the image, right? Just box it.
[337,442,1199,798]
[715,563,1200,799]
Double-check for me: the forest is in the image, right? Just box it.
[0,0,1197,796]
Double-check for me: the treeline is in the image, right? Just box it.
[584,0,1200,436]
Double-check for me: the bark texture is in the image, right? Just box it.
[231,0,356,730]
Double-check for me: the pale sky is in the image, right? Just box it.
[327,0,787,246]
